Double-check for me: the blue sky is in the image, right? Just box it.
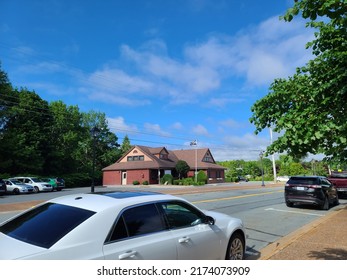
[0,0,314,161]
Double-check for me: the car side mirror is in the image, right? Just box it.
[205,215,215,225]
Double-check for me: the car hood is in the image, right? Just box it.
[0,233,46,259]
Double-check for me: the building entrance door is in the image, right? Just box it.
[122,172,127,185]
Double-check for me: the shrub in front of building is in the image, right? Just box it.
[161,174,173,185]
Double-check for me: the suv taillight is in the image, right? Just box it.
[309,185,322,189]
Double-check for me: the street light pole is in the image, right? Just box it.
[90,126,100,193]
[259,151,265,187]
[190,140,198,183]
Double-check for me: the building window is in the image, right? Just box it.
[159,153,168,160]
[203,152,213,163]
[127,155,144,161]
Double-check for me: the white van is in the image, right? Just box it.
[12,177,53,193]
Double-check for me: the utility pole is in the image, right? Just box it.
[190,140,198,183]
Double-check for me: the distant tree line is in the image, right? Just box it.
[0,64,131,187]
[217,155,345,182]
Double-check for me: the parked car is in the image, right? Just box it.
[41,177,65,191]
[4,179,34,195]
[0,179,6,196]
[276,176,290,182]
[53,177,65,191]
[11,177,53,193]
[0,191,246,260]
[236,176,249,182]
[327,172,347,198]
[285,176,339,210]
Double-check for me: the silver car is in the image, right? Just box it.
[11,177,53,192]
[0,191,246,260]
[5,179,34,195]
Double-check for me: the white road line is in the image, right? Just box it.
[264,207,325,217]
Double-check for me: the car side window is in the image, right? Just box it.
[159,201,205,229]
[321,178,331,186]
[121,203,166,238]
[108,216,128,242]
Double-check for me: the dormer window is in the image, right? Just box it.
[159,153,167,159]
[203,152,213,163]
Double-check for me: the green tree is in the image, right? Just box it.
[243,161,261,178]
[78,111,121,178]
[250,0,347,162]
[0,88,54,175]
[175,160,190,179]
[0,66,14,173]
[46,101,84,174]
[120,134,132,155]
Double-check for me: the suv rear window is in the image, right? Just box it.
[0,203,95,249]
[287,177,320,185]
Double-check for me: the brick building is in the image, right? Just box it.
[102,145,226,185]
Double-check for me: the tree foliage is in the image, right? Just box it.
[250,0,347,162]
[0,65,122,183]
[120,134,132,155]
[175,160,190,179]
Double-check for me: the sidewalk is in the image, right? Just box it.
[259,205,347,260]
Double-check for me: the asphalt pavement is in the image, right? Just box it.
[1,183,346,260]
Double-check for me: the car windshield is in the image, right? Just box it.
[288,177,320,185]
[0,203,95,249]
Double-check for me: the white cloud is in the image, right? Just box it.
[171,122,183,130]
[209,133,271,161]
[122,44,220,94]
[144,123,171,137]
[107,117,138,134]
[247,50,288,85]
[219,119,242,129]
[78,15,313,105]
[192,124,209,136]
[223,133,269,149]
[88,68,154,93]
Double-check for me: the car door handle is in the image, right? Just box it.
[119,250,137,260]
[178,236,191,243]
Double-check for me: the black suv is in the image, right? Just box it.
[0,178,6,195]
[285,176,339,210]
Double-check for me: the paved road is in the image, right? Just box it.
[1,182,345,259]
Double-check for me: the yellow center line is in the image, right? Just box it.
[192,190,283,204]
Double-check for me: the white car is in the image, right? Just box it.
[276,176,290,182]
[4,179,34,195]
[0,191,246,260]
[11,177,53,192]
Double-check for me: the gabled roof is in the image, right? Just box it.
[103,145,176,171]
[171,148,225,170]
[102,146,226,171]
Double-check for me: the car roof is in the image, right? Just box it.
[47,191,180,213]
[289,175,326,179]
